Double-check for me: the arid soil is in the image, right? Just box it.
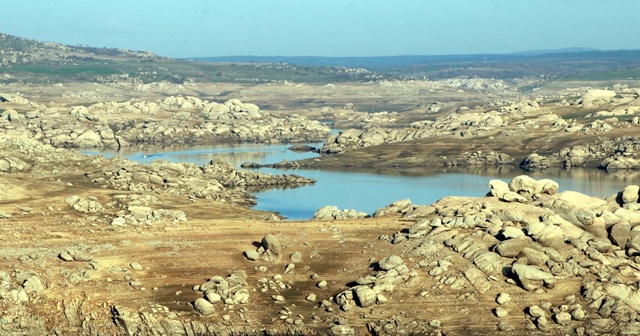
[3,76,640,336]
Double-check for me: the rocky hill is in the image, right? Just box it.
[0,33,160,66]
[0,33,387,85]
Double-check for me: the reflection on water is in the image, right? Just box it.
[84,143,636,220]
[83,142,323,168]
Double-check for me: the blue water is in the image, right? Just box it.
[85,144,632,220]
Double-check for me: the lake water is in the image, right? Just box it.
[84,144,635,220]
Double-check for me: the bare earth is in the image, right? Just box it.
[2,77,640,336]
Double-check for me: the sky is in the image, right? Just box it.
[1,0,639,58]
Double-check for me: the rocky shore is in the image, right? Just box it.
[0,95,330,149]
[5,128,640,334]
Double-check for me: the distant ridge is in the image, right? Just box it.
[508,47,601,56]
[187,48,639,69]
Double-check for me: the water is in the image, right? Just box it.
[82,142,323,167]
[84,144,635,220]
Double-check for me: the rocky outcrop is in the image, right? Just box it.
[579,89,617,108]
[87,158,315,203]
[448,151,513,166]
[312,206,368,220]
[334,255,417,311]
[321,110,508,154]
[2,97,330,149]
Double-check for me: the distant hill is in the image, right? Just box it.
[187,49,640,81]
[2,31,640,84]
[0,32,385,84]
[187,48,634,68]
[508,47,601,56]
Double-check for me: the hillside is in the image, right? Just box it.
[0,33,386,85]
[191,49,640,81]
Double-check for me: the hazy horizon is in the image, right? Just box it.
[1,0,639,59]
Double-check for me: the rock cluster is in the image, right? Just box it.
[88,158,315,203]
[312,206,368,220]
[321,110,507,154]
[0,270,45,305]
[191,271,250,315]
[448,151,513,166]
[333,111,398,129]
[244,234,282,262]
[0,155,28,172]
[1,96,330,148]
[65,195,104,214]
[334,255,417,311]
[362,174,640,333]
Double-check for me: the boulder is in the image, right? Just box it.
[353,285,377,307]
[379,255,403,271]
[495,238,530,258]
[511,263,554,291]
[73,130,103,147]
[509,175,539,199]
[261,234,282,256]
[488,179,510,198]
[244,250,260,261]
[609,221,631,248]
[623,185,640,204]
[581,89,616,107]
[518,247,549,267]
[193,298,215,315]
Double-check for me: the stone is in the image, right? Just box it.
[205,292,222,304]
[305,293,317,302]
[313,205,339,219]
[494,307,508,318]
[581,89,616,107]
[290,251,303,263]
[571,307,586,320]
[512,263,554,291]
[284,263,295,274]
[495,238,529,258]
[353,285,377,307]
[536,316,550,331]
[609,221,631,248]
[379,255,403,271]
[528,305,546,318]
[244,250,260,261]
[518,247,549,267]
[508,175,539,199]
[500,227,525,239]
[496,293,511,305]
[261,234,282,256]
[59,251,74,262]
[130,262,143,271]
[553,312,572,326]
[317,280,328,289]
[193,298,215,315]
[488,180,510,198]
[622,185,640,204]
[22,275,45,294]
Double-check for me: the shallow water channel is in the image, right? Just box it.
[84,143,635,220]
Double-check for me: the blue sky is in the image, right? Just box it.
[2,0,638,58]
